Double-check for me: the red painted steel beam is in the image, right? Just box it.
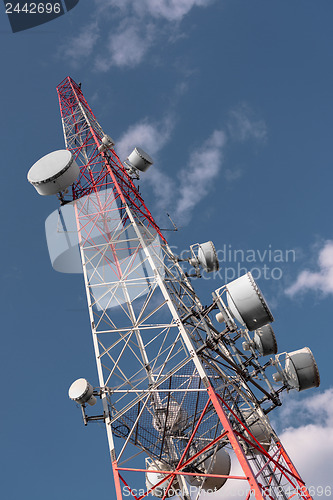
[207,386,265,500]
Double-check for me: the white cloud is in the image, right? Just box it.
[98,0,213,22]
[95,21,155,71]
[146,168,176,211]
[116,122,226,221]
[228,104,267,143]
[63,0,216,69]
[277,388,333,489]
[204,390,333,499]
[61,22,99,61]
[175,130,226,222]
[285,241,333,296]
[139,0,214,22]
[281,425,333,489]
[277,388,333,429]
[115,104,265,224]
[116,116,174,160]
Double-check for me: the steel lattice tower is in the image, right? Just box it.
[30,76,318,500]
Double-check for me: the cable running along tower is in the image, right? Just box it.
[28,77,320,500]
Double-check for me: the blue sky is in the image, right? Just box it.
[1,1,332,498]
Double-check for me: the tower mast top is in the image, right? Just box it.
[56,76,164,239]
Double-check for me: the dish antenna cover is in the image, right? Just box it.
[27,149,79,195]
[68,378,97,406]
[243,411,271,454]
[146,461,179,498]
[127,147,153,172]
[152,400,188,433]
[187,448,231,491]
[197,241,219,273]
[102,134,115,147]
[226,272,274,331]
[98,134,115,152]
[284,347,320,391]
[253,325,278,356]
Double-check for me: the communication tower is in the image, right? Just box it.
[28,77,320,500]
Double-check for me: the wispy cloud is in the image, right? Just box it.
[146,168,176,212]
[116,115,174,160]
[95,20,155,71]
[116,121,226,220]
[138,0,214,22]
[175,130,226,222]
[285,240,333,297]
[115,102,267,224]
[224,167,243,182]
[61,21,99,61]
[62,0,216,70]
[228,103,267,143]
[99,0,214,22]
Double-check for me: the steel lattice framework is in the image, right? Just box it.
[52,76,313,500]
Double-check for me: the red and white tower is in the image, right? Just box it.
[28,76,320,500]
